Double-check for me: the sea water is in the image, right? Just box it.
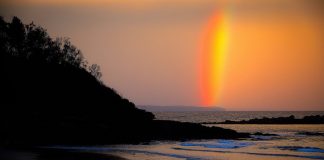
[154,111,324,123]
[54,111,324,160]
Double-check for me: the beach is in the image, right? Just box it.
[4,111,323,160]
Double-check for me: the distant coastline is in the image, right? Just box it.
[137,105,225,112]
[200,115,324,124]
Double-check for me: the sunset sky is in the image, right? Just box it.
[1,0,323,111]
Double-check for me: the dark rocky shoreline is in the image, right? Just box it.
[201,115,324,124]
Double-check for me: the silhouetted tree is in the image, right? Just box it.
[0,16,101,80]
[89,64,102,79]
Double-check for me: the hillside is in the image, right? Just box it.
[0,16,248,146]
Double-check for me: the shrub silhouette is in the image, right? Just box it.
[1,16,96,75]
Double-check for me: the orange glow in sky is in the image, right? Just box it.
[200,10,230,106]
[198,3,323,110]
[3,0,323,110]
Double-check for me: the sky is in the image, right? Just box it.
[1,0,324,111]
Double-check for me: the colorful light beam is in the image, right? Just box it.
[199,10,230,106]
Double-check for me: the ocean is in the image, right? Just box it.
[154,111,324,123]
[97,111,324,160]
[102,111,324,160]
[12,111,324,160]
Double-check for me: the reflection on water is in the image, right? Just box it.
[211,124,324,134]
[44,124,324,160]
[275,146,324,153]
[181,140,254,149]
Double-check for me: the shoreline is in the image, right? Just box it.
[200,115,324,124]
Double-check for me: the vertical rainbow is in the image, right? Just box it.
[199,10,230,106]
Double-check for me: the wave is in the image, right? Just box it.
[173,147,324,160]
